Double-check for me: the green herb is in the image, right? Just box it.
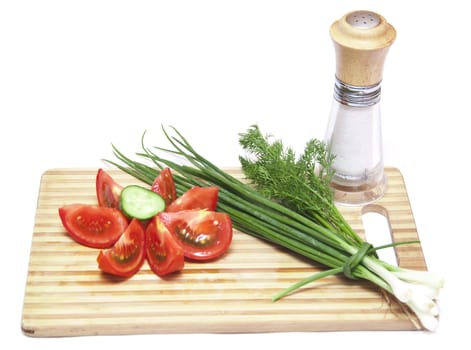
[105,125,444,331]
[239,125,363,248]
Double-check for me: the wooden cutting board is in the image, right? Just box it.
[21,167,427,337]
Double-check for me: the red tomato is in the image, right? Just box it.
[145,215,185,277]
[97,218,146,278]
[165,186,219,212]
[96,168,123,209]
[59,204,129,249]
[151,167,177,206]
[158,209,232,261]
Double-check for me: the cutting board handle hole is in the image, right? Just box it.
[361,205,397,266]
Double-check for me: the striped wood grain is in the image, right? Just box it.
[21,167,427,337]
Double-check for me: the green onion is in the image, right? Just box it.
[105,125,444,331]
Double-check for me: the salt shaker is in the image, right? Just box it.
[324,10,396,205]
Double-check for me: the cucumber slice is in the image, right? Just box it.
[120,185,166,220]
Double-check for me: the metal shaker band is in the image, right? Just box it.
[333,79,381,107]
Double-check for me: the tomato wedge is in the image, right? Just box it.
[145,215,185,277]
[59,204,129,249]
[97,218,146,278]
[151,167,177,206]
[158,209,232,261]
[165,186,219,212]
[96,168,123,208]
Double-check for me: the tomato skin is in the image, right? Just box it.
[97,219,146,278]
[151,167,177,206]
[166,186,219,212]
[59,204,129,249]
[158,209,232,261]
[96,168,123,209]
[145,216,185,277]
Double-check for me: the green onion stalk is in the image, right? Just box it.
[105,125,444,331]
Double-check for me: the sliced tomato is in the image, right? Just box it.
[165,186,219,212]
[97,218,146,278]
[96,168,123,209]
[158,209,232,261]
[58,204,129,249]
[145,215,185,277]
[151,167,177,206]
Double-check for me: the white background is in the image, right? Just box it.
[1,0,469,349]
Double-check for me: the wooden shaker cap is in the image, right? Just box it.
[330,10,396,86]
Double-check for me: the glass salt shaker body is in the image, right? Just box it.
[325,79,385,205]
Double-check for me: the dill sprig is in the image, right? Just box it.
[239,125,363,247]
